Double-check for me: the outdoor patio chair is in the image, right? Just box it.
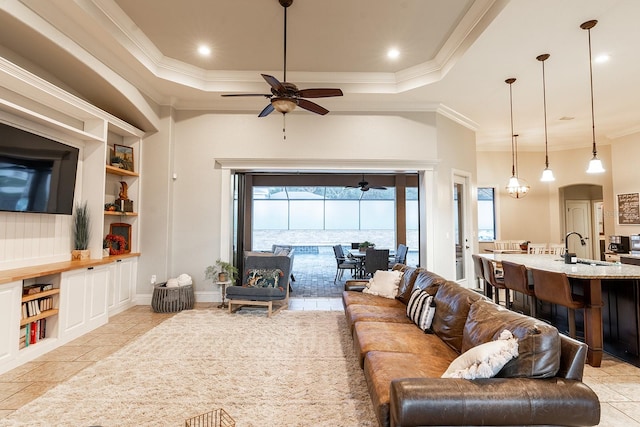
[333,244,358,282]
[364,248,390,278]
[388,243,408,268]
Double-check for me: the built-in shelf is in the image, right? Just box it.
[20,309,59,327]
[21,288,60,303]
[105,165,139,177]
[104,211,138,216]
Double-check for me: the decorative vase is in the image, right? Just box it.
[218,272,229,282]
[71,249,91,261]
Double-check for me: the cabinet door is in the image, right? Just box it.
[116,259,133,305]
[108,258,137,315]
[60,269,88,335]
[0,281,21,368]
[87,265,109,327]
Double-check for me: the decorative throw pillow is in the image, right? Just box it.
[441,330,519,379]
[406,288,436,332]
[362,270,402,299]
[244,268,283,288]
[273,246,290,256]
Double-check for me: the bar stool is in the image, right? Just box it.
[530,268,585,338]
[501,260,536,316]
[471,254,486,295]
[480,256,508,306]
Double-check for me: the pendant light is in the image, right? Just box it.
[505,78,530,199]
[581,19,605,174]
[537,53,555,182]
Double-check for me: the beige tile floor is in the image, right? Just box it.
[0,298,638,426]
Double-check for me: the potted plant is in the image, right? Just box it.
[71,201,91,260]
[358,241,375,252]
[205,258,239,283]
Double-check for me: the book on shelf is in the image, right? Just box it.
[19,325,27,349]
[29,321,37,345]
[22,283,54,296]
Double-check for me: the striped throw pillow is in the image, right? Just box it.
[406,288,436,332]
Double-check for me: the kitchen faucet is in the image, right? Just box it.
[565,231,587,263]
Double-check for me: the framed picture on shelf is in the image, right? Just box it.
[109,223,131,253]
[111,144,134,172]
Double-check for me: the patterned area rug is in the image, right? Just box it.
[3,310,377,426]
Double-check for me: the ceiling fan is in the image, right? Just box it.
[346,175,387,192]
[221,0,343,117]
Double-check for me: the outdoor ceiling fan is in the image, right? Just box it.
[221,0,343,117]
[346,175,387,192]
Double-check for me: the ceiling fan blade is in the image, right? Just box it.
[370,186,387,190]
[258,103,275,117]
[221,93,272,98]
[262,74,287,94]
[297,98,329,115]
[296,88,343,98]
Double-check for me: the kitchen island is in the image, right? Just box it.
[481,253,640,367]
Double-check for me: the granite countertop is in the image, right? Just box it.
[480,253,640,279]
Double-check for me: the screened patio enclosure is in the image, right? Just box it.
[234,173,420,270]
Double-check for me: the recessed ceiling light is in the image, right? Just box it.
[595,53,610,63]
[387,48,400,60]
[197,45,211,57]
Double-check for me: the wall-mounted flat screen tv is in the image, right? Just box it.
[0,122,79,215]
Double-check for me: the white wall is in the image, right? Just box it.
[611,132,640,236]
[137,109,475,296]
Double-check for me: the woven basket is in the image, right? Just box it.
[185,408,235,427]
[151,283,194,313]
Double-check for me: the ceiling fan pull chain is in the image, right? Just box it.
[283,113,286,140]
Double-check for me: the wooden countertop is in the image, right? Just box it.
[480,253,640,279]
[0,253,140,284]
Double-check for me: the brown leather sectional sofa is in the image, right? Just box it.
[342,265,601,427]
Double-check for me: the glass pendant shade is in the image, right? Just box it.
[506,176,530,199]
[540,167,556,182]
[586,155,605,174]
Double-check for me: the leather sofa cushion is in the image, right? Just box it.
[364,350,457,427]
[431,281,485,353]
[353,322,446,368]
[342,290,405,309]
[462,299,561,378]
[411,269,448,295]
[394,266,420,304]
[345,304,411,332]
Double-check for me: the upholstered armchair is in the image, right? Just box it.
[225,249,294,317]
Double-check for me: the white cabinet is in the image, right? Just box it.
[0,281,21,371]
[108,257,137,315]
[60,265,109,342]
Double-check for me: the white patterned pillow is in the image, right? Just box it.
[362,270,402,299]
[406,288,436,332]
[441,330,519,379]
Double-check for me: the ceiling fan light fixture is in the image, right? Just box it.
[272,98,297,114]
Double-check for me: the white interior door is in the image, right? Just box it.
[565,200,592,259]
[453,174,471,286]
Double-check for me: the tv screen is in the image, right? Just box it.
[0,122,79,215]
